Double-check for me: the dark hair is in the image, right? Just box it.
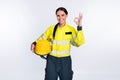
[55,7,68,15]
[53,7,68,39]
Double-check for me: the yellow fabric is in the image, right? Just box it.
[36,24,85,57]
[35,40,51,55]
[50,53,70,58]
[52,44,70,51]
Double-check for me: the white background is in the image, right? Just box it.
[0,0,120,80]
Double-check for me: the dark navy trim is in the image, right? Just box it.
[65,32,72,34]
[77,26,82,31]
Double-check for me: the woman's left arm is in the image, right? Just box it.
[71,13,85,47]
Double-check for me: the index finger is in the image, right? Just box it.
[79,13,83,18]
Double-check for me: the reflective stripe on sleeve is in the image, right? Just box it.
[71,34,78,46]
[37,34,47,40]
[41,34,47,39]
[73,34,76,39]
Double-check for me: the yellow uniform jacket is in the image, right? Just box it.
[36,24,85,57]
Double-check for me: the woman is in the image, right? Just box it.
[31,7,85,80]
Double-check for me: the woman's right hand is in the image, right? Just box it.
[31,44,35,53]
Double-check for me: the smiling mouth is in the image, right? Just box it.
[59,19,64,22]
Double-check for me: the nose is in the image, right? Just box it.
[59,15,63,20]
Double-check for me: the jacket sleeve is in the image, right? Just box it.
[71,27,85,47]
[35,26,53,43]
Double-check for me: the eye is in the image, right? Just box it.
[57,15,60,17]
[61,14,64,16]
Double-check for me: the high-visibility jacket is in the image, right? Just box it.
[36,24,85,57]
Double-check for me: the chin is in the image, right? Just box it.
[59,22,65,24]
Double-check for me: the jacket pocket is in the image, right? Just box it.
[65,32,72,40]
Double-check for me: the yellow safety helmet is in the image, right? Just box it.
[35,40,51,55]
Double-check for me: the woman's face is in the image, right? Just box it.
[56,10,68,25]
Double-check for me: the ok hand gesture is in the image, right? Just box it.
[74,13,83,26]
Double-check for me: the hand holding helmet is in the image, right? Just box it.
[31,40,51,56]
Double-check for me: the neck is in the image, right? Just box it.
[59,23,66,28]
